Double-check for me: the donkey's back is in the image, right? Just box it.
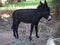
[12,9,36,23]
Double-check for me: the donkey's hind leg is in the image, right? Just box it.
[12,20,20,39]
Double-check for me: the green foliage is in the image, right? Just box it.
[15,1,39,7]
[0,0,53,10]
[0,1,39,10]
[52,0,60,8]
[51,0,60,16]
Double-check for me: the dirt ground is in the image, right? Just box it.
[0,11,60,45]
[0,17,50,45]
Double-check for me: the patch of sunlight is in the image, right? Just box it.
[46,38,56,45]
[0,7,6,10]
[1,0,7,5]
[41,0,44,3]
[26,0,35,1]
[15,6,37,9]
[0,5,37,10]
[1,14,11,21]
[8,6,37,10]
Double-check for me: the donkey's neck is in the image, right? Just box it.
[33,9,42,23]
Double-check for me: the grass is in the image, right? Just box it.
[0,1,39,10]
[14,1,39,7]
[0,1,52,10]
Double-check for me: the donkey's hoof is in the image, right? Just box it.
[15,36,19,39]
[16,37,19,39]
[29,37,32,41]
[36,35,39,38]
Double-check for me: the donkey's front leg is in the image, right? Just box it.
[29,24,34,41]
[35,23,39,38]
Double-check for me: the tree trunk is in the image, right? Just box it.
[0,0,3,6]
[17,0,26,2]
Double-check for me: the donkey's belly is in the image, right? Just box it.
[21,20,32,23]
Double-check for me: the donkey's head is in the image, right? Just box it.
[39,0,52,21]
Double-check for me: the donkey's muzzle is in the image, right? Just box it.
[48,19,51,21]
[47,16,52,21]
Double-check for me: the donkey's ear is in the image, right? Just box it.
[40,1,43,5]
[44,0,47,5]
[44,0,48,7]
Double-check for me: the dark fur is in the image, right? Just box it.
[12,0,51,40]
